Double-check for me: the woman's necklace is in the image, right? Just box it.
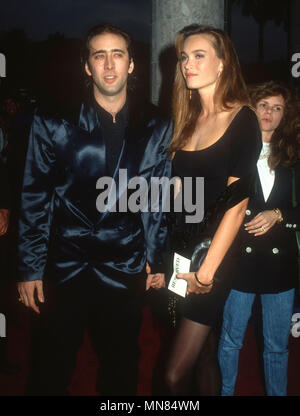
[258,142,270,161]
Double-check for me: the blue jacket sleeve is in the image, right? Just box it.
[140,118,173,273]
[18,111,57,282]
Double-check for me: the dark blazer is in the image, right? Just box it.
[17,99,172,289]
[231,162,300,293]
[0,159,10,210]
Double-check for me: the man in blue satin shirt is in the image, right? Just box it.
[17,24,171,396]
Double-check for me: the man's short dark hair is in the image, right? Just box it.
[82,24,134,64]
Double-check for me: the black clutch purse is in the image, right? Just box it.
[190,238,211,272]
[168,237,214,327]
[190,238,220,284]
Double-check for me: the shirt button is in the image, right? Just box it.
[245,246,252,253]
[245,209,251,216]
[272,248,279,254]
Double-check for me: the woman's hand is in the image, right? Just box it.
[244,210,278,236]
[176,271,214,295]
[145,262,166,290]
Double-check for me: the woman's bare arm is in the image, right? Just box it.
[177,176,248,294]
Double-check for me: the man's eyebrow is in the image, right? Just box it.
[91,48,126,56]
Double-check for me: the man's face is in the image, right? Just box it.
[85,32,134,98]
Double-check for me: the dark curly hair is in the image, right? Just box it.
[249,80,300,169]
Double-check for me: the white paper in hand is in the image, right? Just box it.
[168,252,190,298]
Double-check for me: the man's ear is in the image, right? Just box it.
[128,58,134,74]
[85,61,92,77]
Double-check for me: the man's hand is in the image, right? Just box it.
[145,262,165,291]
[0,209,10,236]
[17,280,44,314]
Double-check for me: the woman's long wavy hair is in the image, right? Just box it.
[249,80,300,169]
[169,24,248,155]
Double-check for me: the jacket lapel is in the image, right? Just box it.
[254,168,265,204]
[264,169,277,205]
[255,166,278,205]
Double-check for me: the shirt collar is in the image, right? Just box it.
[93,99,129,126]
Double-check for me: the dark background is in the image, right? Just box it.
[0,1,299,397]
[0,0,299,112]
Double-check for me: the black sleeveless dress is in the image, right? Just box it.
[168,106,261,326]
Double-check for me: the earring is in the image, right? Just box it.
[189,90,192,100]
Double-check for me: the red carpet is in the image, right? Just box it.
[0,301,299,396]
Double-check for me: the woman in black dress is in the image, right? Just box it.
[218,81,300,396]
[148,24,261,395]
